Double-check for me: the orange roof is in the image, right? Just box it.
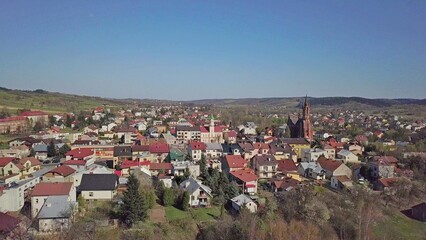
[225,155,247,169]
[0,157,16,167]
[31,182,73,197]
[48,165,76,177]
[230,168,258,183]
[318,157,343,172]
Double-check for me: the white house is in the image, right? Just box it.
[337,149,359,163]
[37,195,77,232]
[180,177,212,207]
[31,182,76,219]
[79,174,118,200]
[230,194,257,213]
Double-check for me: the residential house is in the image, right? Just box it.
[282,138,310,159]
[336,149,359,164]
[230,194,257,213]
[79,174,118,200]
[331,175,353,190]
[323,144,336,159]
[251,155,278,179]
[367,156,397,179]
[148,143,170,163]
[31,182,76,219]
[223,130,237,144]
[149,163,172,176]
[376,177,399,191]
[298,162,325,180]
[180,177,212,207]
[252,142,270,155]
[277,159,301,181]
[317,157,352,179]
[34,144,48,160]
[239,143,255,160]
[17,157,41,176]
[205,142,223,159]
[65,148,95,161]
[131,145,150,161]
[188,142,206,161]
[172,161,200,178]
[175,126,201,143]
[271,175,301,192]
[302,148,330,162]
[42,165,76,183]
[222,155,247,174]
[229,168,258,195]
[113,146,132,166]
[37,195,76,232]
[0,157,20,177]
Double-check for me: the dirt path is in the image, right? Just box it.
[149,204,166,223]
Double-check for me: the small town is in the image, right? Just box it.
[1,1,426,240]
[0,95,425,239]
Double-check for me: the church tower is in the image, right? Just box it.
[209,114,215,141]
[302,96,313,142]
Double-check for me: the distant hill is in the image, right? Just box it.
[1,86,425,113]
[187,97,426,108]
[0,87,130,113]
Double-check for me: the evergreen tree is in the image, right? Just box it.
[58,144,71,157]
[47,141,57,157]
[184,167,191,179]
[120,174,147,227]
[162,188,175,206]
[181,190,190,211]
[225,182,240,199]
[200,154,207,173]
[49,115,56,127]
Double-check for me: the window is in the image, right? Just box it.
[36,198,39,203]
[89,192,94,197]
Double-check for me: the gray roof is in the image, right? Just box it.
[79,174,118,191]
[205,142,223,151]
[33,144,48,152]
[230,194,255,207]
[37,196,76,219]
[337,149,354,157]
[180,177,212,196]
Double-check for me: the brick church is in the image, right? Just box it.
[287,96,314,142]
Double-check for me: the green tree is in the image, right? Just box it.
[141,188,156,210]
[49,115,56,127]
[58,144,71,157]
[162,188,175,206]
[181,190,190,211]
[199,154,207,174]
[47,141,57,157]
[184,167,191,179]
[120,174,148,227]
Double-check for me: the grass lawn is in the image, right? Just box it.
[373,211,426,240]
[165,206,189,221]
[190,206,221,221]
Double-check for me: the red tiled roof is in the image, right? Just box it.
[227,130,237,138]
[149,143,170,153]
[189,142,206,151]
[0,116,27,123]
[31,182,73,197]
[0,212,20,233]
[225,155,247,169]
[121,160,150,168]
[230,168,258,183]
[200,126,208,133]
[277,159,297,172]
[63,160,86,166]
[150,162,172,170]
[132,145,150,152]
[49,165,76,177]
[65,148,94,159]
[373,156,398,164]
[378,178,399,188]
[19,157,40,166]
[252,142,269,150]
[20,111,47,117]
[318,157,343,172]
[0,157,16,167]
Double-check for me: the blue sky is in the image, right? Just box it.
[0,1,425,100]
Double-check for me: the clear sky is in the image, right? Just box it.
[0,1,425,100]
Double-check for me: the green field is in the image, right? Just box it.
[373,211,426,240]
[165,206,222,222]
[0,88,126,113]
